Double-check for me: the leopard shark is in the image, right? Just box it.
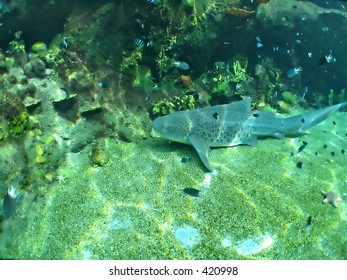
[152,97,346,171]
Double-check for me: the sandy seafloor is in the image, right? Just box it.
[0,110,346,260]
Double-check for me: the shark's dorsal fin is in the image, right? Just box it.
[188,134,212,171]
[197,97,252,116]
[225,97,251,112]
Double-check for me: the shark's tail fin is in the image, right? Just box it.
[281,102,346,135]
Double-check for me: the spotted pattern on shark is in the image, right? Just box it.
[152,97,346,171]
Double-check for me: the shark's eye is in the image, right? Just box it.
[253,113,259,117]
[212,112,219,120]
[301,118,305,123]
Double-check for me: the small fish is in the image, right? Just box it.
[255,37,263,48]
[63,37,69,49]
[183,187,201,197]
[305,216,312,233]
[302,86,308,99]
[134,38,145,48]
[146,40,153,47]
[297,141,308,153]
[287,67,302,78]
[3,186,18,218]
[97,79,111,88]
[318,53,335,66]
[172,61,190,70]
[181,156,193,163]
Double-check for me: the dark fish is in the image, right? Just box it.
[306,216,313,233]
[98,79,111,88]
[183,187,200,197]
[297,142,308,153]
[181,156,193,163]
[3,186,18,218]
[306,216,312,226]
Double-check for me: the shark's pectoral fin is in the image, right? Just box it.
[188,135,212,171]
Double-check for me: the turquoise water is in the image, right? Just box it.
[0,0,346,259]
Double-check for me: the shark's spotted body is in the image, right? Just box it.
[152,97,346,171]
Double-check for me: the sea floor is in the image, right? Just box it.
[0,111,346,259]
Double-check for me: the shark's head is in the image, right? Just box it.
[152,111,191,144]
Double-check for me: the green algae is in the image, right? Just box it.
[9,111,30,136]
[152,95,196,117]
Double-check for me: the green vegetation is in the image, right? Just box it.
[9,111,30,136]
[152,95,196,117]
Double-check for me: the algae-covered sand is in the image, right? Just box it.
[0,112,346,259]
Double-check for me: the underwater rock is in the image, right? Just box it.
[51,88,76,103]
[0,143,26,194]
[8,67,26,82]
[31,42,48,53]
[256,0,346,28]
[79,103,103,118]
[177,75,194,88]
[52,96,78,118]
[282,91,296,106]
[90,138,109,167]
[23,96,42,113]
[23,83,37,96]
[24,58,46,78]
[68,71,94,93]
[69,120,105,153]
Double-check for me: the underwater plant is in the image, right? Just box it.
[9,111,29,136]
[231,60,247,83]
[151,95,195,117]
